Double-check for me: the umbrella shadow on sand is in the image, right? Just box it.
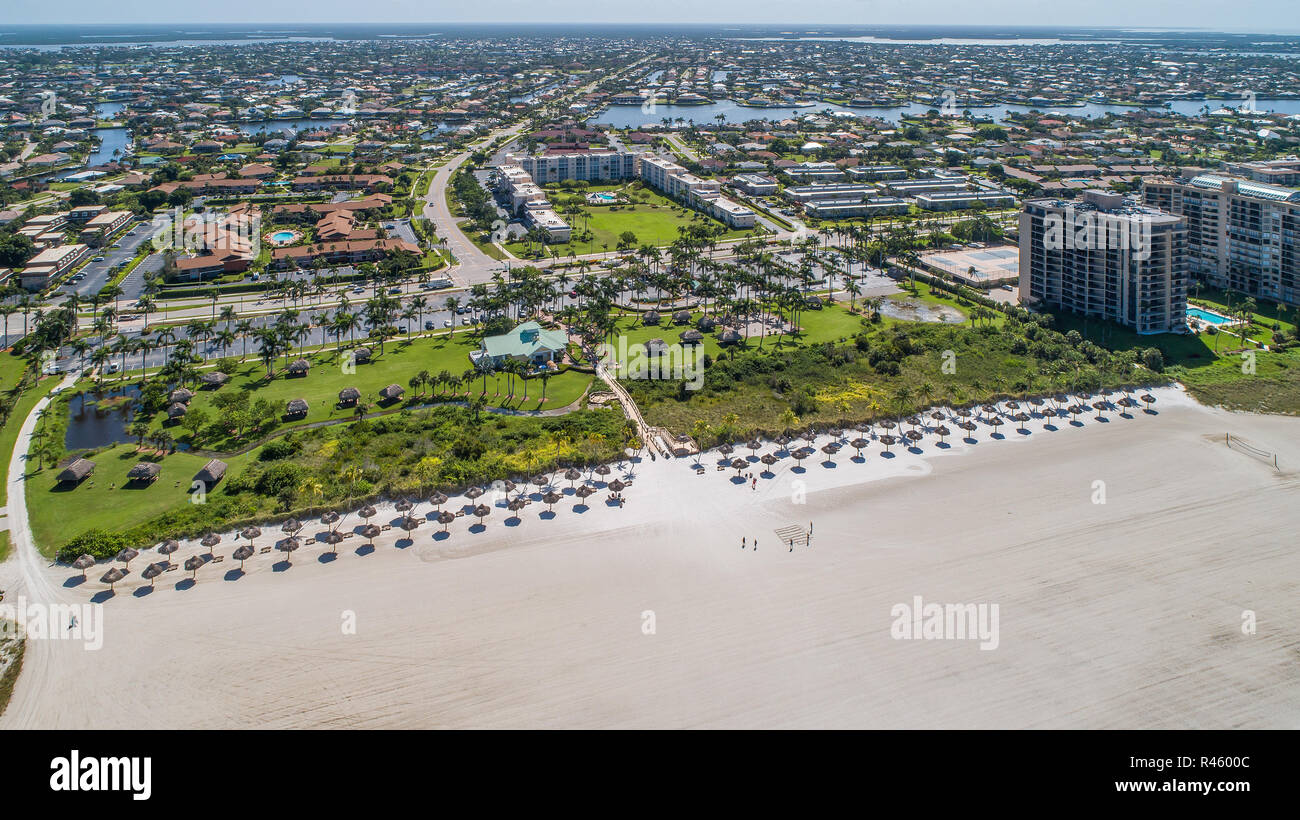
[175,578,196,591]
[539,509,556,520]
[90,589,116,604]
[318,551,338,564]
[132,585,154,598]
[432,530,451,541]
[224,568,245,582]
[468,523,487,534]
[354,543,375,557]
[272,560,293,572]
[63,575,87,588]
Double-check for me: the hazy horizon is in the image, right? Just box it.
[4,3,1296,34]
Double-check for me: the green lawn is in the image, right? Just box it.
[153,332,593,447]
[506,187,753,258]
[604,303,869,368]
[25,444,258,558]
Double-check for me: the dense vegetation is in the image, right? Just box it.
[51,405,630,560]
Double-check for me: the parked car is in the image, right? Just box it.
[93,256,105,261]
[424,320,435,331]
[442,319,452,328]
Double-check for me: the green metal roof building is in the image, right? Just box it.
[478,321,567,367]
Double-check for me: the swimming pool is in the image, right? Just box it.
[1187,306,1233,325]
[270,231,297,243]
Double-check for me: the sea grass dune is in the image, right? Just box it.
[3,384,1297,729]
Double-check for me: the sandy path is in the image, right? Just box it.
[3,386,1298,729]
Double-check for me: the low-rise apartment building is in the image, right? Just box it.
[20,243,90,291]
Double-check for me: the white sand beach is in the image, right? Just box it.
[3,385,1298,729]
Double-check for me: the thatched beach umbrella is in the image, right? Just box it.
[563,468,581,488]
[717,443,734,457]
[930,411,946,425]
[282,518,303,535]
[437,510,456,531]
[183,555,203,579]
[240,526,262,551]
[608,479,628,493]
[360,523,381,545]
[531,474,549,490]
[141,561,166,587]
[791,447,809,464]
[358,505,377,521]
[394,498,414,513]
[542,491,561,511]
[73,553,95,578]
[232,543,254,570]
[761,452,780,467]
[746,440,761,456]
[849,438,869,457]
[775,434,792,449]
[1141,393,1156,408]
[277,536,301,562]
[472,504,491,525]
[878,433,897,452]
[101,566,125,591]
[878,419,897,431]
[200,532,221,551]
[593,465,612,480]
[905,429,923,444]
[157,539,179,562]
[820,443,839,459]
[1092,400,1109,420]
[507,498,527,516]
[399,515,420,537]
[114,547,139,569]
[1012,412,1031,433]
[428,491,449,510]
[935,425,951,443]
[321,530,344,554]
[320,510,341,532]
[464,486,485,501]
[731,458,747,474]
[574,485,595,502]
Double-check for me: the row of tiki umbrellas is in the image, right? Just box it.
[80,468,634,590]
[713,391,1158,468]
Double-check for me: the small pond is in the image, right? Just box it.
[64,383,141,450]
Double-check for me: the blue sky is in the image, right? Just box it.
[10,1,1294,32]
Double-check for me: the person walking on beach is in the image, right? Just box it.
[753,538,758,551]
[742,536,746,549]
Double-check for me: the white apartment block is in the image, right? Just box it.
[491,165,570,243]
[1142,174,1300,306]
[508,150,638,184]
[639,156,755,229]
[1020,191,1187,335]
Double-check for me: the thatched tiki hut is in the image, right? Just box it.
[642,310,661,326]
[378,384,405,403]
[168,387,194,405]
[285,398,309,418]
[56,457,96,485]
[718,328,743,346]
[672,310,692,325]
[166,402,188,423]
[127,462,161,485]
[338,386,361,407]
[200,371,229,389]
[352,347,373,365]
[697,315,718,332]
[679,329,704,345]
[287,358,311,377]
[193,458,227,488]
